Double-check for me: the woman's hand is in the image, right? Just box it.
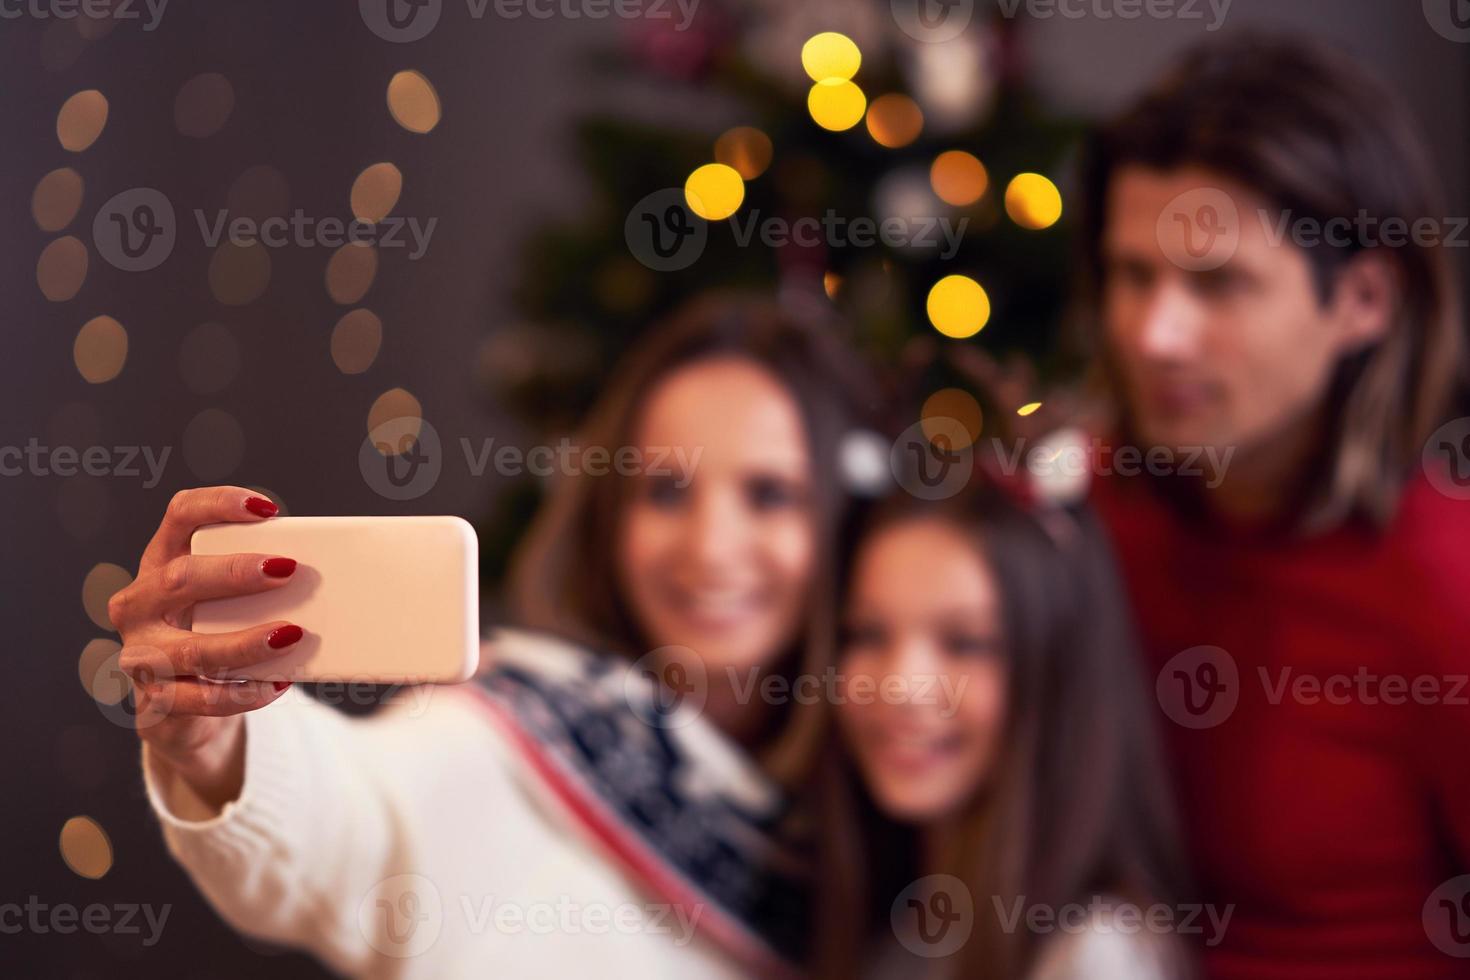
[110,486,303,809]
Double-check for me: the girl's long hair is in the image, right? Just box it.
[508,291,869,783]
[814,482,1192,977]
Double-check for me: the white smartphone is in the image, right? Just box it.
[190,515,479,684]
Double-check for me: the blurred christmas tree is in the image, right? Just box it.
[477,0,1084,586]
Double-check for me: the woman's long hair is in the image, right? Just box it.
[814,483,1191,977]
[508,291,869,784]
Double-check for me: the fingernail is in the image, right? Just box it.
[272,681,291,693]
[267,625,303,649]
[245,496,279,518]
[261,557,297,578]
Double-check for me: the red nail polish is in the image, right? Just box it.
[267,625,303,649]
[261,557,297,578]
[272,681,291,693]
[245,496,279,518]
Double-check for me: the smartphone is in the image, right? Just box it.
[190,515,479,684]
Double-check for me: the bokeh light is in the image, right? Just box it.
[32,168,84,231]
[351,162,403,224]
[808,78,867,132]
[74,316,128,383]
[387,70,441,133]
[866,94,923,148]
[684,163,745,221]
[926,274,990,339]
[801,32,861,82]
[59,816,112,880]
[37,236,88,301]
[208,240,271,306]
[174,72,235,138]
[82,562,132,631]
[56,90,108,151]
[325,242,379,304]
[922,388,984,449]
[930,150,988,207]
[331,309,383,375]
[368,388,423,455]
[182,409,245,481]
[714,127,773,180]
[1018,402,1042,417]
[1005,172,1063,230]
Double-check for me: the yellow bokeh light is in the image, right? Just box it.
[1018,402,1042,417]
[865,94,923,149]
[1005,172,1063,230]
[808,78,867,132]
[801,32,861,82]
[930,150,988,207]
[926,274,990,339]
[714,127,773,180]
[822,271,842,300]
[684,163,745,221]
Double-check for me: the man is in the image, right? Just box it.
[1082,34,1470,980]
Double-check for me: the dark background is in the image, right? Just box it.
[2,1,1465,975]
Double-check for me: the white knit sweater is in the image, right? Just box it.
[141,638,747,979]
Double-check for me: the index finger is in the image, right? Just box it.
[141,486,278,573]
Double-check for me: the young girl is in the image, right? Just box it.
[113,294,865,978]
[815,478,1191,979]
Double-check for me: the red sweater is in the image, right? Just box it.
[1093,470,1470,979]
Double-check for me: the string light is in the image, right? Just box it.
[387,70,441,133]
[808,78,867,132]
[930,150,988,207]
[865,94,923,148]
